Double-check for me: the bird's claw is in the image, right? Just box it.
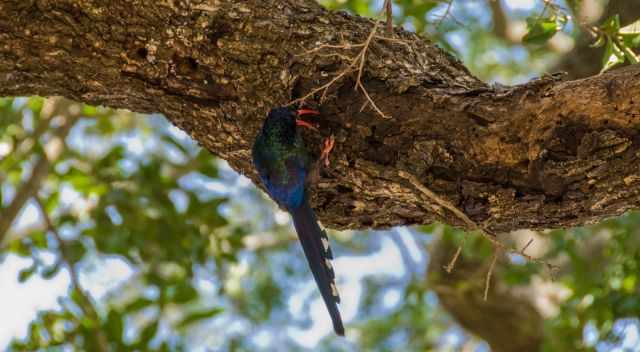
[320,135,335,168]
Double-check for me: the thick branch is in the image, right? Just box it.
[1,0,639,232]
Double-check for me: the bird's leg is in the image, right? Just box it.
[296,107,335,170]
[320,135,335,168]
[306,136,335,185]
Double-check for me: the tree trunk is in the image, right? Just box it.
[1,0,639,232]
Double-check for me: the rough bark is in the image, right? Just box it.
[1,0,639,232]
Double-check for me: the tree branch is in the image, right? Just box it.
[0,0,639,232]
[488,0,512,42]
[34,196,108,352]
[0,98,79,244]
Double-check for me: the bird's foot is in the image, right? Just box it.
[320,135,335,168]
[296,108,334,167]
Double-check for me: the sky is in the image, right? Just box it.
[0,255,69,347]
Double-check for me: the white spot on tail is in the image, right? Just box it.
[321,237,330,252]
[325,259,333,270]
[331,283,339,297]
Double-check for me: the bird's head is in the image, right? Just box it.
[262,107,319,134]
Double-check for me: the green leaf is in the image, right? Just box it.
[123,297,155,313]
[176,307,223,328]
[45,192,60,213]
[523,16,559,44]
[171,283,198,303]
[137,320,159,347]
[27,97,45,115]
[621,44,639,64]
[18,265,37,283]
[106,309,124,340]
[623,34,640,49]
[82,104,99,117]
[620,18,640,35]
[0,97,12,108]
[601,15,621,35]
[601,40,625,73]
[67,168,98,195]
[65,240,87,263]
[591,35,606,48]
[30,230,48,248]
[41,262,61,279]
[95,115,115,134]
[9,239,33,257]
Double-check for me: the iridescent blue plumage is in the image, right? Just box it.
[252,107,344,336]
[252,108,309,209]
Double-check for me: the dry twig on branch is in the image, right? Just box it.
[291,22,390,118]
[290,10,413,120]
[398,170,558,300]
[383,0,393,34]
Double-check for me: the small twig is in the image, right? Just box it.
[519,238,535,256]
[434,0,454,28]
[308,52,355,61]
[483,249,499,301]
[356,79,389,118]
[374,35,413,49]
[35,197,108,352]
[398,170,559,280]
[352,23,390,118]
[383,0,393,34]
[444,244,463,273]
[291,68,356,105]
[355,23,378,89]
[400,169,498,275]
[291,20,394,119]
[398,170,500,246]
[546,263,558,281]
[297,42,365,57]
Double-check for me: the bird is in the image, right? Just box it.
[251,106,343,336]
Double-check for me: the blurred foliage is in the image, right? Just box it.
[1,0,640,351]
[542,214,640,351]
[594,15,640,72]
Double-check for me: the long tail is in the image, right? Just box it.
[290,198,344,336]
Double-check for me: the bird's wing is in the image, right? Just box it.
[254,149,307,210]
